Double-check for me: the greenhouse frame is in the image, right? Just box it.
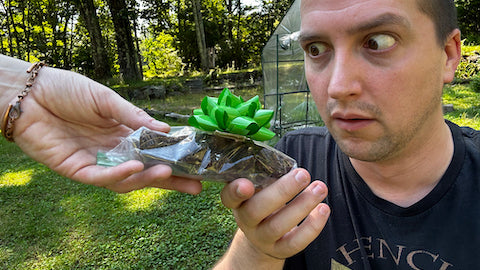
[262,0,323,137]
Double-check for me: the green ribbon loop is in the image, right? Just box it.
[254,109,274,127]
[201,96,218,115]
[250,127,276,141]
[188,114,219,131]
[188,88,275,141]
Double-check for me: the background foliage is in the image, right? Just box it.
[455,0,480,43]
[0,0,294,81]
[2,0,476,82]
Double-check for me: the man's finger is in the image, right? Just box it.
[147,175,203,195]
[256,180,328,242]
[274,203,330,257]
[221,178,256,209]
[235,168,311,227]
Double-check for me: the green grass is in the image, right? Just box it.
[1,83,479,269]
[0,141,236,269]
[443,84,480,129]
[461,44,480,56]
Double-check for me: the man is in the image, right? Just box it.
[215,0,479,269]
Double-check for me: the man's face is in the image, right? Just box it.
[300,0,453,162]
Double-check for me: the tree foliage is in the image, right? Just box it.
[0,0,77,66]
[5,0,476,82]
[0,0,295,80]
[141,31,184,77]
[455,0,480,43]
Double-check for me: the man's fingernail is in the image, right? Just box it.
[295,170,309,184]
[319,204,330,216]
[312,183,325,195]
[236,186,245,197]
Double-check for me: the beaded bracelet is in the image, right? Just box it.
[1,61,45,142]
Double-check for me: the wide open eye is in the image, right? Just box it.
[307,42,328,57]
[365,34,396,51]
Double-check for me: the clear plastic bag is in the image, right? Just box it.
[97,126,297,188]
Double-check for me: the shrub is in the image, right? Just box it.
[471,75,480,93]
[455,60,479,80]
[141,32,185,78]
[455,44,480,80]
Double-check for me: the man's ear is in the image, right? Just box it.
[443,29,462,84]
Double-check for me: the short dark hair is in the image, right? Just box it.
[417,0,458,45]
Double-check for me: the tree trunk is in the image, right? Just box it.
[106,0,142,82]
[60,11,72,69]
[20,1,30,62]
[225,0,233,41]
[192,0,208,72]
[131,8,143,78]
[236,0,242,40]
[72,0,112,79]
[5,0,20,58]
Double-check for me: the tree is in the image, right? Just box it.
[456,0,480,43]
[192,0,208,71]
[0,0,78,67]
[141,31,184,77]
[71,0,112,80]
[1,0,298,77]
[0,0,19,57]
[106,0,142,82]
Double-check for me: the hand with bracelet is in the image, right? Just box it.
[0,54,202,194]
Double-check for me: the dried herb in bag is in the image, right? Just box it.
[97,88,297,187]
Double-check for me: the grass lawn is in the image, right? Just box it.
[0,140,236,269]
[443,84,480,129]
[1,83,479,269]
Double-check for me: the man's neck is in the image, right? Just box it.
[350,120,454,208]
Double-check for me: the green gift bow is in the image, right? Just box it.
[188,88,276,141]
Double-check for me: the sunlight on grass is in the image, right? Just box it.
[443,85,479,109]
[0,246,13,261]
[0,169,34,187]
[446,112,480,130]
[119,188,171,211]
[443,84,480,129]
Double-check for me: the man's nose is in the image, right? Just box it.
[327,52,363,100]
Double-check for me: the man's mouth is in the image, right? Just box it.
[331,113,375,132]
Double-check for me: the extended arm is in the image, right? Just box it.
[0,54,202,194]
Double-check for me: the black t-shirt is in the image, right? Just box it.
[278,121,480,269]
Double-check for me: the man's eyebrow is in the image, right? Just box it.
[346,13,411,34]
[298,12,411,44]
[298,32,326,45]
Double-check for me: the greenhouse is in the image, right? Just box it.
[262,0,323,137]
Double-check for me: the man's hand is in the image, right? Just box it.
[216,168,330,268]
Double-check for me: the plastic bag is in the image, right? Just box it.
[97,126,297,188]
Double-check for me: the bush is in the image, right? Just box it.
[141,32,185,78]
[455,44,480,80]
[455,60,479,80]
[471,75,480,93]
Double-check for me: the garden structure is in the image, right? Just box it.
[262,0,323,137]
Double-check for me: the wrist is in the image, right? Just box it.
[214,230,285,270]
[1,58,45,141]
[0,55,32,110]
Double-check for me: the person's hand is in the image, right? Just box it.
[220,168,330,259]
[10,66,202,194]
